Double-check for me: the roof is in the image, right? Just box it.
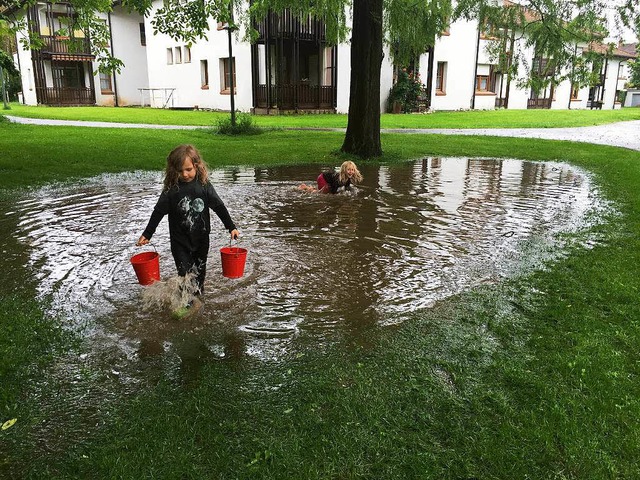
[618,43,638,57]
[587,42,637,59]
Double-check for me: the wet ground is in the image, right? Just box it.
[0,157,610,379]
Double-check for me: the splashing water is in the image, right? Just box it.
[141,272,200,311]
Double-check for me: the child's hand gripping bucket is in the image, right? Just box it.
[220,241,247,279]
[130,246,160,285]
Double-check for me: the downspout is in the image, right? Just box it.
[425,45,434,109]
[471,18,481,109]
[107,11,119,106]
[600,55,608,103]
[568,43,577,109]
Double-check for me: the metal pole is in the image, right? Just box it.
[226,2,236,126]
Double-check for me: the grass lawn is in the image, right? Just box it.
[5,101,640,129]
[1,116,640,478]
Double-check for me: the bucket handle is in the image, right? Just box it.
[227,237,244,257]
[136,241,157,253]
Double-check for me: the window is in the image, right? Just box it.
[184,46,191,63]
[99,71,113,94]
[476,75,490,92]
[166,48,173,65]
[475,65,495,93]
[532,57,554,77]
[570,83,579,100]
[139,23,146,46]
[175,46,182,64]
[323,46,334,85]
[480,20,499,40]
[52,62,85,88]
[200,59,209,88]
[436,62,446,94]
[220,57,236,93]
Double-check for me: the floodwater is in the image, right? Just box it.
[1,157,609,375]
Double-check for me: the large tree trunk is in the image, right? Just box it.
[341,0,383,158]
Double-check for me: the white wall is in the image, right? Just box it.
[13,12,38,105]
[143,0,253,111]
[99,6,149,106]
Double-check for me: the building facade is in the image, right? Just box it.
[11,1,637,112]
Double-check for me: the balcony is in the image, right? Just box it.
[255,10,326,42]
[36,86,94,105]
[255,84,335,110]
[527,97,552,109]
[40,35,93,58]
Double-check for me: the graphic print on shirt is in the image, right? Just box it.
[178,196,205,231]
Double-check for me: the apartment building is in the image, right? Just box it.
[10,1,637,112]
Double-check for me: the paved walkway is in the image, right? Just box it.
[6,115,640,151]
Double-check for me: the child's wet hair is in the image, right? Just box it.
[163,144,210,190]
[339,160,363,185]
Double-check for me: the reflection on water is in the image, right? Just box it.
[0,158,609,365]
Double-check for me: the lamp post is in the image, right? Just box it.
[223,3,237,126]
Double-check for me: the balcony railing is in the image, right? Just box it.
[527,97,552,109]
[36,86,94,105]
[255,84,335,110]
[40,35,92,56]
[255,11,326,41]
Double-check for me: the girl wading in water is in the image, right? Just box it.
[137,144,240,318]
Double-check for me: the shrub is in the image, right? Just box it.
[216,112,262,135]
[387,69,425,113]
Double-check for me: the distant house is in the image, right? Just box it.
[10,0,148,107]
[8,1,637,112]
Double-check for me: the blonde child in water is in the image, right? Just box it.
[137,144,239,314]
[298,160,363,194]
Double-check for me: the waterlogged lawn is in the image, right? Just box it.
[1,119,640,478]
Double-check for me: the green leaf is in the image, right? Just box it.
[2,418,17,430]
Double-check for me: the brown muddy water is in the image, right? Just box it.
[1,157,609,378]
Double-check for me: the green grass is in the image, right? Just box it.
[2,117,640,478]
[5,101,640,129]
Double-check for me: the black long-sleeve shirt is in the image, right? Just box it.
[321,171,352,194]
[142,180,236,251]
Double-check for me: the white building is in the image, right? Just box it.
[9,1,638,113]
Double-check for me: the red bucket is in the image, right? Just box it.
[220,246,247,278]
[130,251,160,285]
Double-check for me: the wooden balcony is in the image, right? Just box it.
[527,97,552,109]
[40,35,93,57]
[36,86,94,105]
[255,84,335,110]
[255,10,326,42]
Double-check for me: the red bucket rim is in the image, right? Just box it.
[130,251,159,264]
[220,246,247,255]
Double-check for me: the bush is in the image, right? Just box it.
[216,112,262,135]
[387,69,425,113]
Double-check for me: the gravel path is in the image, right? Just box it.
[6,115,640,151]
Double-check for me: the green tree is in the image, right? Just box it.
[0,18,19,108]
[628,58,640,88]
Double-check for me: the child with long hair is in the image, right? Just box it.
[298,160,363,194]
[137,144,239,312]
